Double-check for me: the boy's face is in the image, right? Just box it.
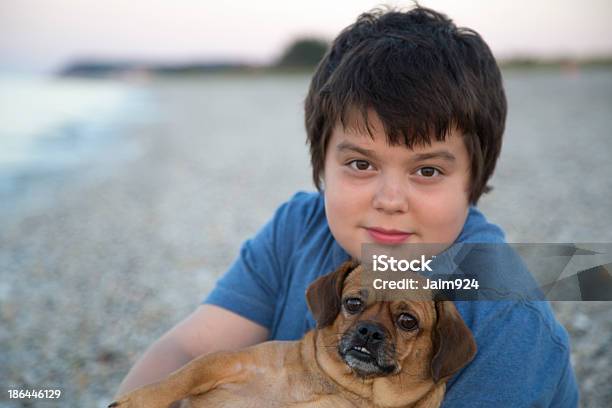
[323,111,471,260]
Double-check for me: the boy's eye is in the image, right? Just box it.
[416,167,441,177]
[348,160,373,171]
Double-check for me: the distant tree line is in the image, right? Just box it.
[59,37,330,77]
[275,38,329,68]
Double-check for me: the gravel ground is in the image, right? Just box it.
[1,70,610,407]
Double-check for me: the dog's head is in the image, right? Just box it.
[306,260,476,383]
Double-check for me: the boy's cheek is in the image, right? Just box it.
[324,187,353,217]
[323,169,350,201]
[325,179,368,213]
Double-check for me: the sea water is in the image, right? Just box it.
[0,72,153,196]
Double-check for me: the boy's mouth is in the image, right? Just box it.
[365,227,413,244]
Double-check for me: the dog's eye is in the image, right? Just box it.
[397,313,418,331]
[343,298,363,314]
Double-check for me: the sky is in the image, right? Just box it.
[1,0,611,72]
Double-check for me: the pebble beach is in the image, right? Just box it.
[1,70,611,407]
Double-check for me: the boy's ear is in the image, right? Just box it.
[430,300,477,383]
[306,259,360,328]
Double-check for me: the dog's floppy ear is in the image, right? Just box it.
[430,300,477,383]
[306,259,360,328]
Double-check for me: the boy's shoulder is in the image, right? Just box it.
[268,190,334,262]
[273,190,327,240]
[279,190,324,220]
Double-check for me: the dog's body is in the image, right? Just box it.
[112,331,444,408]
[111,261,475,408]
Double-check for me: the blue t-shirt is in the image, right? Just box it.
[203,191,579,407]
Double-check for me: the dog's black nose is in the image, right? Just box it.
[355,321,386,343]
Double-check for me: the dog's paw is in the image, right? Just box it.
[108,388,166,408]
[108,399,131,408]
[107,394,138,407]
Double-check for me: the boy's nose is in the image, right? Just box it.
[372,176,409,214]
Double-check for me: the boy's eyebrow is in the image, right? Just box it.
[335,141,457,163]
[412,151,457,162]
[336,141,379,159]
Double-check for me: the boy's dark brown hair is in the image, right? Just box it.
[304,4,507,205]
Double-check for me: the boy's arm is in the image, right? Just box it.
[114,304,268,398]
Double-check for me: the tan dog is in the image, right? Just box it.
[110,260,476,408]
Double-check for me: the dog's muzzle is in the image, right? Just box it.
[338,321,397,377]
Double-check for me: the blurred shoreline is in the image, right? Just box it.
[0,73,156,213]
[53,57,612,84]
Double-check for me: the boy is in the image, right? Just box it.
[115,5,578,406]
